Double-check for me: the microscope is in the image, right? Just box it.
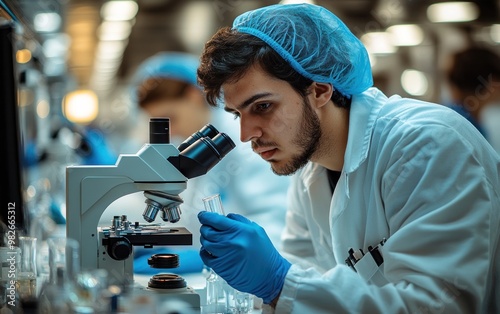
[66,118,235,311]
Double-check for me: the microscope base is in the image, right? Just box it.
[135,284,201,313]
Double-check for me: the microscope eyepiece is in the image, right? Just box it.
[211,132,236,159]
[177,124,219,152]
[169,124,235,179]
[149,118,170,144]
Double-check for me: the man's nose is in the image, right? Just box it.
[239,115,262,143]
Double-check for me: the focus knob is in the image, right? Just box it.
[106,238,132,260]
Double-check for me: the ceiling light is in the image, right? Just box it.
[42,34,71,58]
[63,90,99,124]
[34,12,62,32]
[490,24,500,43]
[16,49,32,64]
[98,21,132,41]
[101,0,138,21]
[361,32,397,55]
[37,100,50,119]
[427,2,479,23]
[386,24,424,46]
[401,69,428,96]
[178,2,215,53]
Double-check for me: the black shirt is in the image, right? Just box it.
[327,169,342,194]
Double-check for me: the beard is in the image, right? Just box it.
[271,97,322,176]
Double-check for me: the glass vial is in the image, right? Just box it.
[202,193,225,215]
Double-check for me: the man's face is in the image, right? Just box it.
[222,65,321,175]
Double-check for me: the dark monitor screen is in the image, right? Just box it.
[0,19,27,238]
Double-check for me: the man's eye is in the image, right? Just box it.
[255,103,271,112]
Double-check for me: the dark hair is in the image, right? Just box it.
[447,46,500,94]
[198,27,350,109]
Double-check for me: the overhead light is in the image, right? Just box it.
[98,21,132,41]
[361,32,397,55]
[401,69,428,96]
[16,49,32,64]
[63,90,99,124]
[386,24,424,46]
[42,34,71,58]
[37,99,50,119]
[101,0,138,21]
[427,2,479,23]
[96,41,127,57]
[34,12,62,32]
[178,2,215,53]
[490,24,500,43]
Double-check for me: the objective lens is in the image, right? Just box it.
[161,206,181,223]
[143,199,162,223]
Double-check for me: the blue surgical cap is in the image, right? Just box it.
[131,52,200,87]
[233,4,373,97]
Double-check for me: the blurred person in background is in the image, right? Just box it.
[444,46,500,154]
[107,52,289,274]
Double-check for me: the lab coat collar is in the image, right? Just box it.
[298,88,386,187]
[343,87,387,174]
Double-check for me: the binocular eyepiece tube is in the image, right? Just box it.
[142,119,236,223]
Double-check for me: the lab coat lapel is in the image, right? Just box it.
[303,164,334,251]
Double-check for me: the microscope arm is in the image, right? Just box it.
[66,143,187,273]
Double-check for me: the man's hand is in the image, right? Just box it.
[198,211,291,304]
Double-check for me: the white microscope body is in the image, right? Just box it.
[65,118,234,312]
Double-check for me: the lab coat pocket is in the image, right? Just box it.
[353,252,389,286]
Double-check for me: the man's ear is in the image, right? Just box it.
[309,82,333,109]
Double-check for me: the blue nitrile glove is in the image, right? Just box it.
[198,211,291,304]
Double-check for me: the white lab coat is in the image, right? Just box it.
[273,88,500,313]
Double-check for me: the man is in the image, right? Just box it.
[196,3,500,313]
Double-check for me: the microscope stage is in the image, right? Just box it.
[100,226,193,246]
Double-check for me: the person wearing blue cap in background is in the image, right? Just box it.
[108,51,289,275]
[196,3,500,313]
[443,46,500,155]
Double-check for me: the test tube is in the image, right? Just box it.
[202,194,226,313]
[201,194,253,313]
[202,194,225,215]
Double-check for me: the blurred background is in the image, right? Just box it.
[1,0,499,235]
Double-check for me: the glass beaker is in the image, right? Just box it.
[38,236,80,314]
[47,236,79,285]
[17,236,37,300]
